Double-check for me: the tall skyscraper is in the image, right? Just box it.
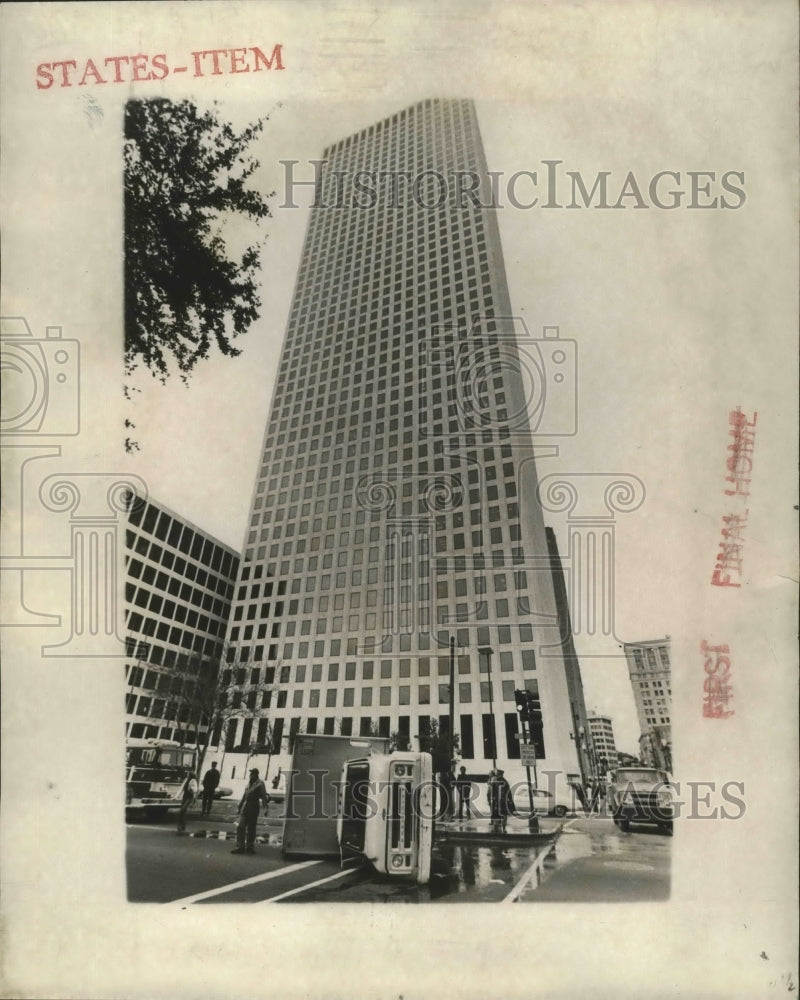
[623,637,672,771]
[223,99,584,789]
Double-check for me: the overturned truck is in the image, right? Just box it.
[282,734,434,884]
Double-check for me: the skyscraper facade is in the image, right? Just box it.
[223,99,584,789]
[623,637,672,771]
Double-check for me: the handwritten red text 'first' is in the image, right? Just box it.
[36,46,284,89]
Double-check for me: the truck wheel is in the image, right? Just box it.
[618,818,631,832]
[659,822,673,836]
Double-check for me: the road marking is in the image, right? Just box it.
[602,860,655,872]
[263,866,358,903]
[562,818,579,832]
[168,859,321,906]
[502,843,556,903]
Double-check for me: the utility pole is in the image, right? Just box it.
[448,635,456,766]
[515,689,540,833]
[478,646,496,768]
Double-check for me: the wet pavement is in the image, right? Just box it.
[127,805,670,903]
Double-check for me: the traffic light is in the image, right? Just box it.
[528,697,545,757]
[514,689,530,722]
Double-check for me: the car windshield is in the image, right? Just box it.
[616,769,660,783]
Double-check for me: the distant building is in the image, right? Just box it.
[124,492,240,742]
[546,527,592,785]
[586,712,619,775]
[623,637,672,771]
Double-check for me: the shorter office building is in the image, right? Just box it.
[586,711,619,775]
[124,492,240,743]
[623,637,672,772]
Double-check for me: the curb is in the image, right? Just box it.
[181,829,282,845]
[436,829,559,847]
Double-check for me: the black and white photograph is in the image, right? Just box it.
[1,2,797,997]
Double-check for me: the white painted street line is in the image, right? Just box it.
[562,818,579,831]
[263,866,357,903]
[503,843,556,903]
[169,859,321,906]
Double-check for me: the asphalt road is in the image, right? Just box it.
[127,809,670,904]
[516,815,672,903]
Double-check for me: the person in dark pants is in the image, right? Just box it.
[487,770,500,821]
[496,769,517,832]
[176,774,198,834]
[231,768,270,855]
[455,766,473,820]
[200,761,220,817]
[438,766,456,820]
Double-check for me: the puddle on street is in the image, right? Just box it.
[552,831,594,865]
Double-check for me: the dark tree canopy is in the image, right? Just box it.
[418,718,460,775]
[124,98,273,381]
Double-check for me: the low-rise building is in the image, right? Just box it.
[124,492,239,744]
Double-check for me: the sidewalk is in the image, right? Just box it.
[177,803,563,845]
[435,813,562,844]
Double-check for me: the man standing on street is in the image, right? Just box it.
[496,769,517,832]
[176,772,198,835]
[200,761,220,817]
[455,766,473,821]
[231,768,270,855]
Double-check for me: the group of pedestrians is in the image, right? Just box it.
[437,764,517,829]
[487,769,518,830]
[175,763,271,854]
[437,764,474,820]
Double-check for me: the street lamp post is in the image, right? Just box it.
[478,646,496,769]
[448,635,456,766]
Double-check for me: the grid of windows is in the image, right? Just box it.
[124,495,240,741]
[587,714,620,771]
[625,641,672,732]
[222,99,579,768]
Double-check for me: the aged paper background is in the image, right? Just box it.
[1,1,797,997]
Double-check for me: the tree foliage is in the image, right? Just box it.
[124,98,273,382]
[417,718,460,775]
[160,645,274,776]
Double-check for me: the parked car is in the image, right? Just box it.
[607,767,673,834]
[512,784,570,818]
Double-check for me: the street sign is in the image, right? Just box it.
[520,745,537,767]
